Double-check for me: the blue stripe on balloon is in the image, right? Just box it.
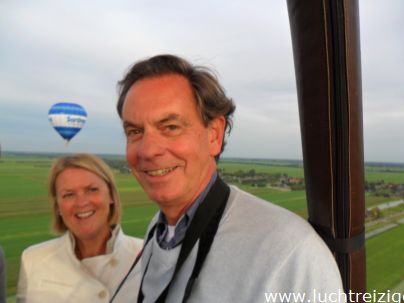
[53,126,82,140]
[48,103,87,117]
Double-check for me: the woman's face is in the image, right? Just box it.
[55,167,113,242]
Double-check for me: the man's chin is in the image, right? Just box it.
[146,191,181,207]
[148,194,173,206]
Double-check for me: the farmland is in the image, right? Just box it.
[366,224,404,291]
[1,154,403,300]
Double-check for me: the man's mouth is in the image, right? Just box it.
[145,166,178,177]
[75,210,95,219]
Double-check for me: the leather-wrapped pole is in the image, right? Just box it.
[286,0,366,296]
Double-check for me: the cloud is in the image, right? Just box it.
[0,0,402,162]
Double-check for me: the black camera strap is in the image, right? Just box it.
[138,176,230,303]
[109,228,156,303]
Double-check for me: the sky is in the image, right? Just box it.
[0,1,403,163]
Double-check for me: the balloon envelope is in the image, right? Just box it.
[48,103,87,142]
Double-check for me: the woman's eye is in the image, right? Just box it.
[62,192,74,199]
[88,187,98,193]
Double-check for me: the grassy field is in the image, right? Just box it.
[1,155,403,298]
[220,161,305,178]
[366,224,404,291]
[365,166,404,183]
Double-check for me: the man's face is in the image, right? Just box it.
[122,74,224,212]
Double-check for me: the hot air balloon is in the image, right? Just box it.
[48,102,87,143]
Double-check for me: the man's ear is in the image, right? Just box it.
[208,116,226,157]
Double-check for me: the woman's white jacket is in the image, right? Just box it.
[16,226,143,303]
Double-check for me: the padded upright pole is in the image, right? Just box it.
[287,0,366,296]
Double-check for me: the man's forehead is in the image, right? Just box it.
[125,74,193,103]
[123,110,188,127]
[128,73,191,94]
[123,85,199,119]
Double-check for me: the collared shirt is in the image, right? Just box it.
[156,172,218,249]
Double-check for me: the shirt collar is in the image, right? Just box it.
[68,224,120,255]
[156,172,217,248]
[157,172,217,226]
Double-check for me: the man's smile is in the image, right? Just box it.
[144,166,178,177]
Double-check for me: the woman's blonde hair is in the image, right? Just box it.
[48,154,121,234]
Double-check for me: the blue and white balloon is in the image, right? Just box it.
[48,102,87,142]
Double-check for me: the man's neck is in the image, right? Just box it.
[164,204,193,226]
[162,171,217,225]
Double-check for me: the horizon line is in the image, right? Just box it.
[2,150,404,166]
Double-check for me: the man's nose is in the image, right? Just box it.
[137,132,164,160]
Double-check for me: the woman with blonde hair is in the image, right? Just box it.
[17,154,143,302]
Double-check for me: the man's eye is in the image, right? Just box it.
[165,124,180,132]
[126,128,142,137]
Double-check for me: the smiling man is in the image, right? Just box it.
[121,73,223,225]
[117,54,344,302]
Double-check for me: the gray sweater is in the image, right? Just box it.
[141,186,344,303]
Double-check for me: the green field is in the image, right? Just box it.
[366,224,404,291]
[220,161,305,178]
[1,155,403,297]
[365,166,404,183]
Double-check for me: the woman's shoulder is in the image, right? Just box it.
[121,233,143,248]
[22,235,67,261]
[117,229,143,252]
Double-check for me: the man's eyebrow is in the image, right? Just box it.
[122,121,141,129]
[122,113,187,129]
[157,113,182,125]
